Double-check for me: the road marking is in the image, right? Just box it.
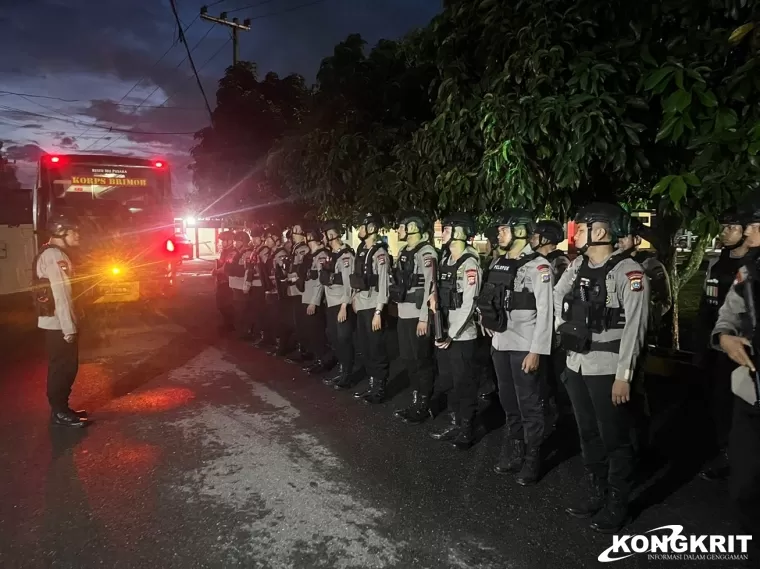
[168,348,404,568]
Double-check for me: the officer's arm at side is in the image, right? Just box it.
[339,252,354,305]
[529,263,554,355]
[419,251,436,323]
[374,249,389,311]
[45,250,77,336]
[616,259,650,382]
[450,258,481,340]
[711,268,749,346]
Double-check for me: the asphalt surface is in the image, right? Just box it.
[0,260,748,569]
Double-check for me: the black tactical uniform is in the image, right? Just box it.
[283,224,312,363]
[390,211,438,423]
[349,213,391,403]
[34,214,89,427]
[555,203,649,534]
[429,213,483,450]
[267,234,293,356]
[697,209,751,481]
[214,231,236,332]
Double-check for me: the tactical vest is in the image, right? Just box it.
[558,254,630,353]
[31,244,62,317]
[256,246,272,290]
[225,249,247,278]
[437,253,477,310]
[389,242,431,305]
[546,249,569,265]
[706,248,746,309]
[350,241,388,291]
[271,247,290,297]
[307,248,329,281]
[477,253,539,333]
[320,246,352,286]
[292,243,311,292]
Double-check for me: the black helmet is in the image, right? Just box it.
[233,231,251,244]
[534,220,565,245]
[218,230,235,242]
[305,223,322,242]
[575,203,628,241]
[492,208,535,235]
[398,210,430,234]
[291,222,306,237]
[47,213,79,237]
[741,196,760,224]
[441,212,477,238]
[358,212,384,231]
[719,207,747,226]
[322,219,343,240]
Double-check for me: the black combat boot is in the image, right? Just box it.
[430,412,459,441]
[51,409,89,428]
[403,395,433,425]
[323,365,345,386]
[493,438,525,474]
[452,418,475,450]
[363,378,386,404]
[393,391,418,420]
[698,449,730,482]
[590,488,629,534]
[285,345,312,364]
[516,445,542,486]
[251,332,266,347]
[565,471,607,519]
[353,379,373,399]
[68,408,88,419]
[333,369,354,390]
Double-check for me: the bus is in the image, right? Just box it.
[34,153,181,305]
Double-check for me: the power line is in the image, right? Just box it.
[171,0,213,119]
[247,0,326,19]
[227,0,282,14]
[0,91,204,110]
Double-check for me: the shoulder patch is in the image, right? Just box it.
[734,270,744,285]
[536,264,550,272]
[626,270,644,292]
[541,272,551,283]
[423,255,434,268]
[343,257,350,267]
[57,260,70,274]
[465,268,477,285]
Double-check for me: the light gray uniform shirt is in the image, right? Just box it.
[396,243,438,322]
[490,245,554,355]
[324,247,354,308]
[302,248,330,306]
[288,242,311,297]
[36,246,77,336]
[554,252,650,380]
[445,253,482,342]
[354,244,391,312]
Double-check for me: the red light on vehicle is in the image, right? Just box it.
[50,156,60,163]
[154,161,164,168]
[165,239,175,252]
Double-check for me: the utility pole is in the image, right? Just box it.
[200,6,251,65]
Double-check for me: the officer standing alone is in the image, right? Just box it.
[34,214,89,427]
[390,211,438,423]
[712,202,760,563]
[555,203,649,534]
[480,209,554,485]
[349,213,391,404]
[320,221,356,388]
[429,213,483,450]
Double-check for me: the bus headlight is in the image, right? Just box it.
[110,266,122,276]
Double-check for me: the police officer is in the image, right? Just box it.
[531,220,570,280]
[268,231,293,356]
[300,225,336,375]
[226,231,253,340]
[251,230,278,349]
[531,219,569,427]
[390,211,438,422]
[696,208,753,481]
[712,202,760,562]
[320,221,356,387]
[481,209,554,485]
[34,214,89,427]
[555,203,649,534]
[429,213,483,450]
[348,213,391,403]
[212,230,236,332]
[283,223,312,363]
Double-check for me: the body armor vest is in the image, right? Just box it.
[706,248,746,309]
[320,246,351,286]
[292,244,311,292]
[225,249,247,278]
[272,247,290,297]
[389,242,430,305]
[350,241,388,291]
[307,248,328,281]
[546,250,569,264]
[32,244,61,317]
[437,253,477,310]
[558,254,629,353]
[477,253,539,333]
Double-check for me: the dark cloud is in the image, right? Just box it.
[59,136,78,148]
[4,143,45,162]
[20,123,43,129]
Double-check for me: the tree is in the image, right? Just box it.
[0,142,22,192]
[190,62,310,226]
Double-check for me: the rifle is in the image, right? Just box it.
[740,266,760,407]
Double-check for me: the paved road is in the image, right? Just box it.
[0,261,746,568]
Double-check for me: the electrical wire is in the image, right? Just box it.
[227,0,282,14]
[171,0,213,119]
[247,0,326,19]
[0,91,204,110]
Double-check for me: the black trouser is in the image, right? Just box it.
[542,342,566,402]
[476,335,496,396]
[277,295,299,350]
[706,351,737,450]
[563,368,634,496]
[215,283,234,328]
[492,350,545,447]
[300,302,329,360]
[397,317,434,397]
[45,330,79,413]
[356,308,389,382]
[249,286,266,336]
[326,304,354,371]
[232,289,252,338]
[437,340,478,422]
[729,397,760,561]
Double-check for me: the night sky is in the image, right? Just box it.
[0,0,441,193]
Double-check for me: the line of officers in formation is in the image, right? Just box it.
[211,201,760,544]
